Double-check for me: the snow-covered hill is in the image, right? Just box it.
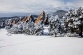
[0,29,83,55]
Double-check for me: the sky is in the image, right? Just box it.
[0,0,83,13]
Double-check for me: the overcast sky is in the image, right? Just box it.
[0,0,83,13]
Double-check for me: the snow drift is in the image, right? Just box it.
[0,29,83,55]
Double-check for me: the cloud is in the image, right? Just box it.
[0,0,65,13]
[0,0,83,13]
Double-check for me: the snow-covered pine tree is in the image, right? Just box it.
[64,7,83,37]
[49,15,61,37]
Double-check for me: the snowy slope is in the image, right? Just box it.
[0,29,83,55]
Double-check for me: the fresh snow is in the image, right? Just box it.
[0,29,83,55]
[43,26,49,35]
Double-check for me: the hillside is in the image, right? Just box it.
[53,10,67,18]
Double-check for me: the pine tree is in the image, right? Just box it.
[49,15,61,37]
[64,7,83,37]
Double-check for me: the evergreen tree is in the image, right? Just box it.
[64,7,83,37]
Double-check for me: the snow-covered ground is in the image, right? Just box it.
[0,29,83,55]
